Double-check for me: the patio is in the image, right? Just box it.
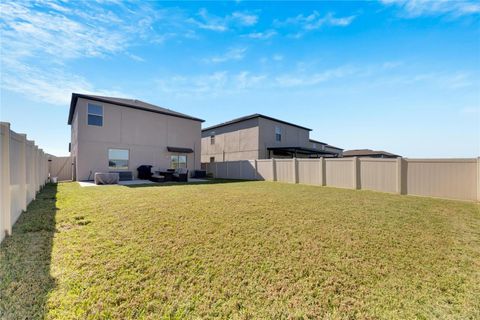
[78,178,208,187]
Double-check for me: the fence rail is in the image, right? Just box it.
[205,157,480,202]
[1,122,49,242]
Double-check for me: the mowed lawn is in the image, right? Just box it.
[1,181,479,319]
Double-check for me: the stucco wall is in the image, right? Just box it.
[73,98,201,181]
[202,116,312,162]
[258,117,311,158]
[201,118,260,162]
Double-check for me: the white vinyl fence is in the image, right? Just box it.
[48,156,73,181]
[1,122,49,243]
[205,157,480,202]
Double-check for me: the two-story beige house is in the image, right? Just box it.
[201,114,342,162]
[68,93,204,181]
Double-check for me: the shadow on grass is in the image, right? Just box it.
[124,178,258,188]
[0,183,58,319]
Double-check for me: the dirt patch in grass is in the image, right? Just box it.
[1,181,479,319]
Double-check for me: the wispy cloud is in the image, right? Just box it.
[190,8,259,32]
[1,60,126,105]
[0,1,186,104]
[275,11,356,37]
[274,65,358,87]
[231,12,259,26]
[153,62,474,97]
[244,29,277,39]
[380,0,480,18]
[203,47,248,63]
[273,54,284,61]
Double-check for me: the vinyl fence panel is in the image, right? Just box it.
[49,156,73,181]
[360,158,398,193]
[256,159,273,181]
[406,159,477,201]
[275,159,294,183]
[204,157,479,202]
[325,158,355,189]
[1,122,49,243]
[297,159,323,185]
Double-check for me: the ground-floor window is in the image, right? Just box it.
[108,149,129,169]
[210,157,215,163]
[170,154,187,169]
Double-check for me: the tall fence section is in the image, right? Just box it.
[48,156,73,182]
[205,157,480,202]
[1,122,50,242]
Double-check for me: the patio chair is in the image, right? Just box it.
[172,168,189,182]
[150,166,165,182]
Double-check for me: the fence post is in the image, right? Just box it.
[33,145,39,193]
[319,157,326,186]
[272,158,277,181]
[396,157,406,195]
[292,158,298,183]
[353,157,360,189]
[19,134,27,212]
[29,141,36,200]
[1,122,12,236]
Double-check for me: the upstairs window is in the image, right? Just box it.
[108,149,129,169]
[210,135,215,145]
[210,157,215,163]
[275,126,282,142]
[87,103,103,126]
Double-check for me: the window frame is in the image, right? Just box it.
[209,157,215,163]
[170,154,187,169]
[87,103,104,127]
[108,148,129,170]
[210,135,215,145]
[275,126,282,142]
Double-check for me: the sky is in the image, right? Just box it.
[0,0,479,157]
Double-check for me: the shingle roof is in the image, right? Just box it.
[202,114,312,132]
[343,149,400,157]
[68,93,204,124]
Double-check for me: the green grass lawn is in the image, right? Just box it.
[1,181,479,319]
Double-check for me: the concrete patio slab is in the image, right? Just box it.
[78,178,208,187]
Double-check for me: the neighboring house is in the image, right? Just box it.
[325,144,344,157]
[309,139,344,157]
[343,149,400,158]
[201,114,341,162]
[68,93,204,181]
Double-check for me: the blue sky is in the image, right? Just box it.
[0,0,479,157]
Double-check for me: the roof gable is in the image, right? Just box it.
[68,93,204,124]
[202,114,312,132]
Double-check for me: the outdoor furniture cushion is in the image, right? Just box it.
[150,173,165,182]
[95,172,119,185]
